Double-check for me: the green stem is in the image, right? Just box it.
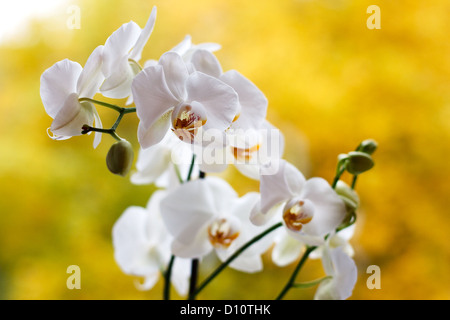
[81,126,122,141]
[331,167,346,189]
[163,255,175,300]
[186,154,196,181]
[351,175,358,189]
[188,259,200,300]
[276,245,317,300]
[291,276,332,289]
[193,222,283,298]
[78,97,124,113]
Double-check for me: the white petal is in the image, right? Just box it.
[171,229,213,259]
[129,6,157,62]
[160,179,216,243]
[314,247,357,300]
[135,273,160,291]
[50,93,93,137]
[259,159,306,214]
[272,231,304,267]
[190,49,222,78]
[170,34,192,56]
[137,108,174,149]
[92,108,103,149]
[216,249,263,273]
[77,45,105,98]
[250,201,284,226]
[197,145,229,174]
[186,72,239,132]
[221,70,267,130]
[203,176,238,214]
[40,59,82,118]
[130,143,171,185]
[158,52,189,101]
[132,64,178,130]
[229,192,275,256]
[112,206,158,276]
[102,21,141,76]
[171,257,191,296]
[100,54,135,99]
[301,178,347,238]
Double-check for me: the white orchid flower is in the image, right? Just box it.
[198,120,285,179]
[143,34,221,67]
[159,177,275,273]
[131,51,239,148]
[130,130,197,188]
[100,6,157,99]
[314,246,357,300]
[40,45,104,148]
[189,49,268,131]
[271,224,355,267]
[112,190,190,296]
[250,159,347,246]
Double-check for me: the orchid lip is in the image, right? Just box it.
[207,218,240,249]
[171,103,207,143]
[283,198,315,232]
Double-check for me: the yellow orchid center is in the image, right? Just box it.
[172,105,207,143]
[283,199,314,232]
[208,219,240,249]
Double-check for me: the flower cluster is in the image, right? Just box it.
[40,6,377,300]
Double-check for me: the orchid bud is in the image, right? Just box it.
[357,139,378,155]
[335,180,359,213]
[106,140,134,176]
[346,151,374,175]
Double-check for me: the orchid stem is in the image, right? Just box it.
[193,222,283,298]
[275,245,317,300]
[163,255,175,300]
[78,97,134,113]
[186,154,196,181]
[81,126,122,141]
[188,259,199,300]
[351,175,358,189]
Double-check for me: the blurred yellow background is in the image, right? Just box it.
[0,0,449,300]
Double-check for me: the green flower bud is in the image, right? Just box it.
[335,180,359,212]
[357,139,378,155]
[106,140,134,177]
[335,180,359,226]
[346,151,374,175]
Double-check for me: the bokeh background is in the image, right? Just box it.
[0,0,449,300]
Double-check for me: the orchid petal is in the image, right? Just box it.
[259,159,306,214]
[77,45,104,98]
[132,64,178,130]
[130,143,171,185]
[171,228,213,259]
[300,178,347,238]
[272,231,305,267]
[112,206,159,276]
[158,52,189,101]
[102,21,141,77]
[50,93,94,137]
[129,6,157,62]
[314,246,357,300]
[221,70,267,130]
[160,179,215,243]
[40,59,82,118]
[135,273,160,291]
[190,49,222,78]
[92,108,103,149]
[137,108,174,149]
[100,54,136,99]
[186,72,239,132]
[170,35,192,56]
